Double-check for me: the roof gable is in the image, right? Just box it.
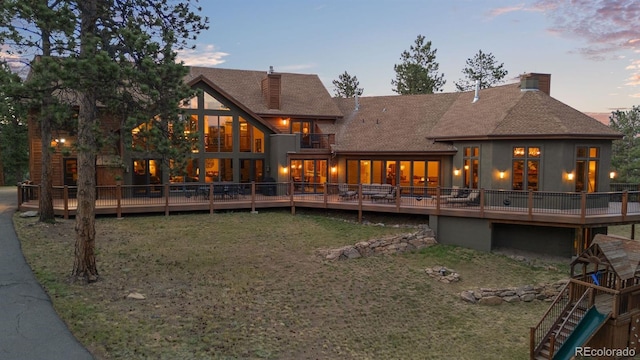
[186,67,342,118]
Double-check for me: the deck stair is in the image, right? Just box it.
[531,286,593,359]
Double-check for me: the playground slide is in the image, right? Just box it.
[553,306,610,360]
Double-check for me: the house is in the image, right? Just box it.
[26,67,625,257]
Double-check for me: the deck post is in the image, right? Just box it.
[622,190,628,220]
[290,181,295,215]
[435,187,441,215]
[395,186,400,212]
[528,190,533,220]
[63,185,69,220]
[116,183,122,219]
[323,182,328,208]
[17,184,22,207]
[251,182,256,213]
[209,183,214,214]
[529,327,535,359]
[548,335,555,359]
[358,183,363,223]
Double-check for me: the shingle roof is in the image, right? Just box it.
[590,234,640,281]
[429,83,621,139]
[186,67,620,152]
[332,83,620,152]
[332,93,460,153]
[187,67,342,118]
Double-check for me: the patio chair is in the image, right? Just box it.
[435,185,460,203]
[338,183,357,200]
[371,186,399,202]
[446,190,480,206]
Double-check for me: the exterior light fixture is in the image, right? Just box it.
[499,171,505,179]
[610,171,616,179]
[453,169,460,176]
[331,166,337,174]
[282,166,288,174]
[567,172,574,181]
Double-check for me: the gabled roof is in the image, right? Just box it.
[186,67,342,118]
[573,234,640,281]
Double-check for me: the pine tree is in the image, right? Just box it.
[454,50,508,91]
[332,71,362,98]
[392,35,445,94]
[1,0,208,282]
[610,106,640,183]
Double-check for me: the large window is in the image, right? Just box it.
[290,159,327,193]
[178,90,271,183]
[240,159,264,183]
[205,115,233,152]
[512,146,540,191]
[346,159,440,188]
[576,146,598,192]
[463,146,479,189]
[239,117,264,153]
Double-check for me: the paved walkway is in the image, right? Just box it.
[0,187,93,360]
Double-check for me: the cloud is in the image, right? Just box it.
[631,93,640,98]
[626,73,640,86]
[489,1,640,58]
[626,60,640,69]
[486,4,526,17]
[485,2,550,18]
[176,44,228,66]
[536,0,640,55]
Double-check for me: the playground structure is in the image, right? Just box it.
[530,234,640,359]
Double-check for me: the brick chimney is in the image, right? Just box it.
[520,73,551,95]
[262,66,281,109]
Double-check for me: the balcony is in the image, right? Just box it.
[299,133,334,151]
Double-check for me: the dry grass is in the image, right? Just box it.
[14,209,569,360]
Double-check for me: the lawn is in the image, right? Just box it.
[14,210,569,359]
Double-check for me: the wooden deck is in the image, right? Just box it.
[16,183,640,228]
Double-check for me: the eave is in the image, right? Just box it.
[335,150,457,157]
[431,133,623,142]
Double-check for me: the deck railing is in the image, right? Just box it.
[549,287,593,358]
[17,183,640,223]
[530,282,571,359]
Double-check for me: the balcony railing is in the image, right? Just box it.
[17,183,640,225]
[299,133,334,150]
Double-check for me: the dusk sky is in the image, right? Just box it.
[178,0,640,115]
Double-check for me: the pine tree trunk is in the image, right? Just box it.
[39,112,55,221]
[72,89,99,282]
[72,0,99,283]
[38,29,55,222]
